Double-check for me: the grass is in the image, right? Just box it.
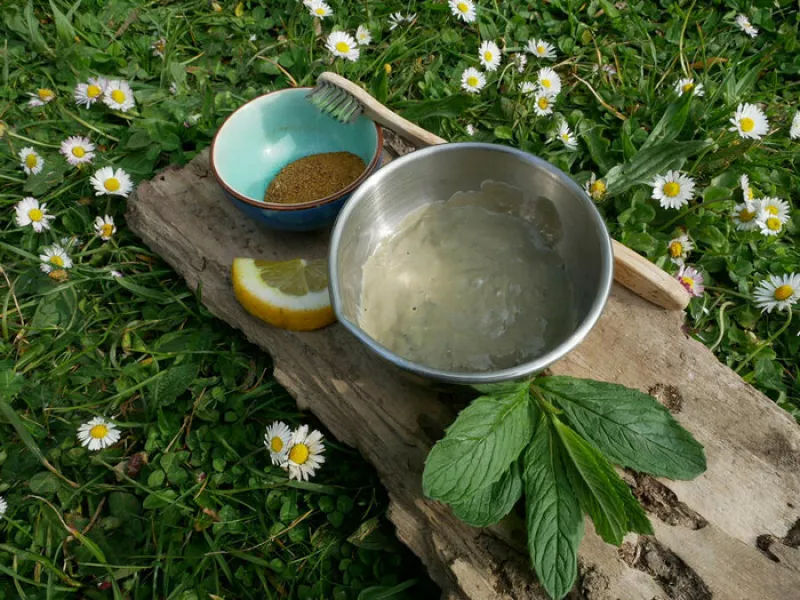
[0,0,798,598]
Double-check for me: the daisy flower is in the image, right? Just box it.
[28,88,55,107]
[513,52,527,73]
[527,39,556,59]
[753,273,800,313]
[739,174,755,202]
[556,121,577,150]
[77,417,120,451]
[103,80,136,112]
[465,124,476,136]
[584,173,607,201]
[729,103,768,140]
[478,41,502,72]
[533,92,555,116]
[675,265,704,297]
[264,421,293,466]
[94,215,117,241]
[110,270,124,278]
[675,78,704,97]
[735,14,758,38]
[650,170,696,210]
[14,197,55,233]
[537,67,562,96]
[757,210,787,236]
[39,244,73,273]
[326,32,360,62]
[282,425,325,481]
[388,12,415,30]
[732,201,760,231]
[305,0,332,19]
[519,81,538,96]
[19,147,44,175]
[790,111,800,140]
[170,81,179,95]
[60,136,96,166]
[461,67,486,94]
[759,197,791,222]
[666,233,693,265]
[74,77,106,108]
[0,496,6,519]
[151,38,166,58]
[449,0,476,23]
[90,166,134,197]
[355,25,372,45]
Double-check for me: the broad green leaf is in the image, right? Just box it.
[108,492,142,521]
[640,92,693,151]
[0,398,46,463]
[397,95,471,122]
[150,363,199,407]
[49,0,75,45]
[450,461,523,527]
[578,122,614,173]
[423,387,533,504]
[357,579,418,600]
[537,377,706,479]
[523,416,583,600]
[702,186,732,203]
[29,471,61,495]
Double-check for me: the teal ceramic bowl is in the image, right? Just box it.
[210,88,383,231]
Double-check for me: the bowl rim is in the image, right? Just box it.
[328,142,614,384]
[209,87,384,212]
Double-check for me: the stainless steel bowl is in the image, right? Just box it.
[328,143,613,384]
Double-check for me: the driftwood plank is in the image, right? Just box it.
[127,144,800,600]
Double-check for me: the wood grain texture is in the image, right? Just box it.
[127,145,800,600]
[611,239,690,311]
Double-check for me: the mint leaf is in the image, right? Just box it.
[554,419,627,545]
[537,377,706,480]
[450,462,523,527]
[611,473,653,536]
[423,385,533,504]
[523,416,583,600]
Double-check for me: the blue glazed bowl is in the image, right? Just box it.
[210,87,383,231]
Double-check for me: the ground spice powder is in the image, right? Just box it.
[264,151,366,204]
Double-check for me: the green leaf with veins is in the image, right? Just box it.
[450,461,523,527]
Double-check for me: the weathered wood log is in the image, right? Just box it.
[127,138,800,600]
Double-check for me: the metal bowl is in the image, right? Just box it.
[328,143,613,384]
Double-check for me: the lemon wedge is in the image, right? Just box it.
[232,257,335,331]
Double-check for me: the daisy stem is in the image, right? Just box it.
[708,301,735,351]
[0,173,26,184]
[6,131,60,149]
[658,197,731,231]
[60,108,121,142]
[703,286,750,301]
[735,309,792,373]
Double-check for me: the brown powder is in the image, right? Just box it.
[264,151,366,204]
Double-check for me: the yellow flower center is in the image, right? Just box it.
[746,188,754,200]
[49,255,65,267]
[541,79,552,89]
[25,154,38,168]
[270,436,284,452]
[72,146,86,158]
[590,181,606,195]
[561,133,569,141]
[28,208,43,222]
[738,208,755,222]
[739,117,755,132]
[774,285,793,301]
[104,177,121,192]
[457,2,468,13]
[384,63,392,74]
[537,45,545,54]
[38,88,54,101]
[484,51,493,61]
[669,241,683,258]
[681,276,694,289]
[765,205,778,215]
[111,89,126,104]
[315,7,325,15]
[467,76,479,87]
[101,223,114,238]
[682,82,694,93]
[335,41,350,53]
[87,84,102,98]
[289,443,310,464]
[538,96,549,109]
[663,182,681,197]
[766,217,781,231]
[89,424,109,439]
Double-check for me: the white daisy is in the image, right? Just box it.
[556,121,577,150]
[326,32,360,62]
[94,215,117,241]
[14,197,55,233]
[732,200,760,231]
[74,77,107,108]
[110,270,124,278]
[753,273,800,313]
[449,0,476,23]
[729,103,769,140]
[756,209,787,237]
[151,38,166,58]
[77,417,120,451]
[537,67,562,96]
[305,0,332,19]
[19,147,44,175]
[0,496,6,519]
[519,81,538,96]
[666,233,693,265]
[650,170,696,210]
[282,425,325,481]
[103,80,136,112]
[790,111,800,140]
[170,81,179,95]
[264,421,293,466]
[465,124,476,136]
[513,52,527,73]
[584,173,607,201]
[533,92,555,117]
[676,265,704,297]
[739,174,755,202]
[675,78,704,97]
[478,41,502,72]
[28,88,55,107]
[527,39,556,59]
[60,136,96,166]
[39,244,73,273]
[90,166,134,198]
[461,67,486,94]
[759,197,791,222]
[735,14,758,38]
[388,12,415,30]
[355,25,372,45]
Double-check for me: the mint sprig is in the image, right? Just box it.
[422,375,707,600]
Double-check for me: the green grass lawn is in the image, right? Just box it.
[1,0,798,598]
